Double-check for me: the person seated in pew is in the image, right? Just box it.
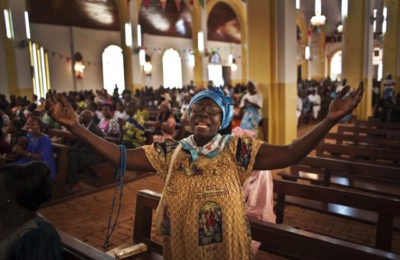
[8,117,56,180]
[0,161,63,260]
[153,101,176,143]
[4,119,28,162]
[120,99,146,149]
[47,83,363,260]
[66,110,105,192]
[98,104,120,139]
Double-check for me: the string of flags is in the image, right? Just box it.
[48,50,98,67]
[45,44,241,66]
[141,44,239,58]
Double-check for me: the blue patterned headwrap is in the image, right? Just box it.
[188,87,234,129]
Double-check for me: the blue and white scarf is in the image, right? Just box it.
[180,134,231,161]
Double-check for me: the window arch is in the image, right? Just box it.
[330,50,342,81]
[102,45,125,95]
[162,49,183,89]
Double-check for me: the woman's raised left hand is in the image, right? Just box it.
[327,82,364,123]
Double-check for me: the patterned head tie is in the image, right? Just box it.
[188,87,234,129]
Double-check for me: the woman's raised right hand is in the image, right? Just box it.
[46,92,77,129]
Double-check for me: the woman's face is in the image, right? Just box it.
[102,106,112,119]
[189,98,222,142]
[27,119,41,136]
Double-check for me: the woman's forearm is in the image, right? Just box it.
[69,122,120,165]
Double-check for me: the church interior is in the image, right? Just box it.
[1,0,400,259]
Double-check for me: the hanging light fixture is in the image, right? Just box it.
[310,0,326,27]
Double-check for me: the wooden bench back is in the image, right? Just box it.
[324,132,400,150]
[293,156,400,183]
[52,142,69,199]
[59,230,114,260]
[355,120,400,130]
[315,142,400,167]
[134,189,399,259]
[274,178,400,250]
[338,125,400,139]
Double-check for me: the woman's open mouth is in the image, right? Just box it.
[195,121,209,129]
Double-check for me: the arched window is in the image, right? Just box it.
[29,41,50,99]
[162,49,183,89]
[330,50,342,81]
[208,51,224,87]
[102,45,125,95]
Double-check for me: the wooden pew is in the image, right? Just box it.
[338,125,400,139]
[58,230,114,260]
[46,128,76,144]
[324,132,400,150]
[52,143,69,199]
[274,178,400,251]
[355,120,400,131]
[132,190,399,259]
[283,156,400,197]
[315,142,400,167]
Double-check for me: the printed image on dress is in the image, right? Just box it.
[198,201,223,246]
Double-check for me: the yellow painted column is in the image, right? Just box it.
[382,0,400,94]
[342,0,373,120]
[115,0,134,92]
[184,0,203,87]
[130,0,143,91]
[248,0,297,145]
[0,0,20,97]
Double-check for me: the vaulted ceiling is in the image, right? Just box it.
[26,0,383,43]
[26,0,241,43]
[26,0,120,31]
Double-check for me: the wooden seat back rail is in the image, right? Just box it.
[338,125,400,139]
[316,142,400,167]
[274,178,400,251]
[59,230,114,260]
[291,156,400,186]
[134,189,399,259]
[355,120,400,130]
[324,132,400,150]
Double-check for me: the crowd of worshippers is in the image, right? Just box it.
[296,74,400,125]
[0,80,264,192]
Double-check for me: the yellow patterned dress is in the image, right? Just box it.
[143,135,264,259]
